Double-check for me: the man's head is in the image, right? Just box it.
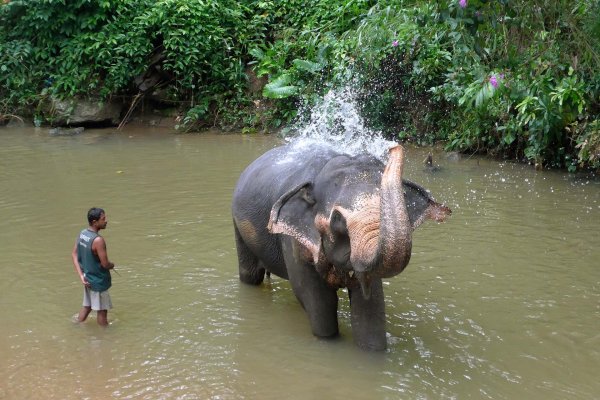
[87,207,107,229]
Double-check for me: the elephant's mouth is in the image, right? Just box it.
[318,266,374,300]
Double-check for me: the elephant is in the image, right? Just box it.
[232,142,451,350]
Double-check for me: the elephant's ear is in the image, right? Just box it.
[268,182,322,264]
[403,180,452,230]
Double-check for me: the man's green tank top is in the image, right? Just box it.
[77,228,111,292]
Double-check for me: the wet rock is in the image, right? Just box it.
[148,88,178,105]
[136,73,162,92]
[49,127,85,136]
[5,116,26,128]
[51,97,123,126]
[446,152,461,162]
[134,51,169,94]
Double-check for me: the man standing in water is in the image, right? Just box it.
[72,207,115,326]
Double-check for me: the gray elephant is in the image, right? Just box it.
[232,142,451,350]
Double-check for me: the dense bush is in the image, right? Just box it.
[256,0,599,170]
[0,0,266,128]
[1,0,598,170]
[1,1,149,105]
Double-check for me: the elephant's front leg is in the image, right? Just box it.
[282,238,339,338]
[349,278,386,351]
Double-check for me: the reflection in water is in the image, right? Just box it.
[0,126,598,399]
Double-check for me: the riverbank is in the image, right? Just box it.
[3,110,599,177]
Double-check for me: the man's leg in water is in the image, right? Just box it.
[97,310,108,326]
[78,306,91,322]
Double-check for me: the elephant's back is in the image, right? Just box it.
[233,143,338,206]
[232,143,338,275]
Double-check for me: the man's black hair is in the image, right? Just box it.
[87,207,105,224]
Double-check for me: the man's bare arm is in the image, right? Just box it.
[72,241,90,287]
[93,236,114,270]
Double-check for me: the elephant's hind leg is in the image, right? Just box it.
[234,222,265,285]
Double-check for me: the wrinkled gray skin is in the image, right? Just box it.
[232,142,451,350]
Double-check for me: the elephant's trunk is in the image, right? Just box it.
[378,145,412,278]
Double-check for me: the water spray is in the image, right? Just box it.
[286,86,397,160]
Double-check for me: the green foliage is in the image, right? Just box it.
[575,119,600,170]
[0,0,266,123]
[0,0,151,113]
[1,0,598,170]
[432,0,600,170]
[263,74,298,99]
[137,0,250,92]
[310,0,600,170]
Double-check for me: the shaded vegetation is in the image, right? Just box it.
[1,0,598,171]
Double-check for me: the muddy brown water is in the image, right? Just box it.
[0,126,598,399]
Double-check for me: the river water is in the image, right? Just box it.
[0,126,598,399]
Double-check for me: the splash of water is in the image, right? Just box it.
[285,86,396,160]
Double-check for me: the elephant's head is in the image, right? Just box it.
[268,146,451,298]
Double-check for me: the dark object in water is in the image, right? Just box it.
[424,153,441,172]
[49,127,85,136]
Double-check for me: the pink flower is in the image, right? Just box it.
[459,0,467,8]
[490,75,498,88]
[392,40,399,47]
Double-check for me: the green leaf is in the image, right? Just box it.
[249,47,265,60]
[292,59,323,74]
[503,132,516,145]
[475,89,484,108]
[263,74,298,99]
